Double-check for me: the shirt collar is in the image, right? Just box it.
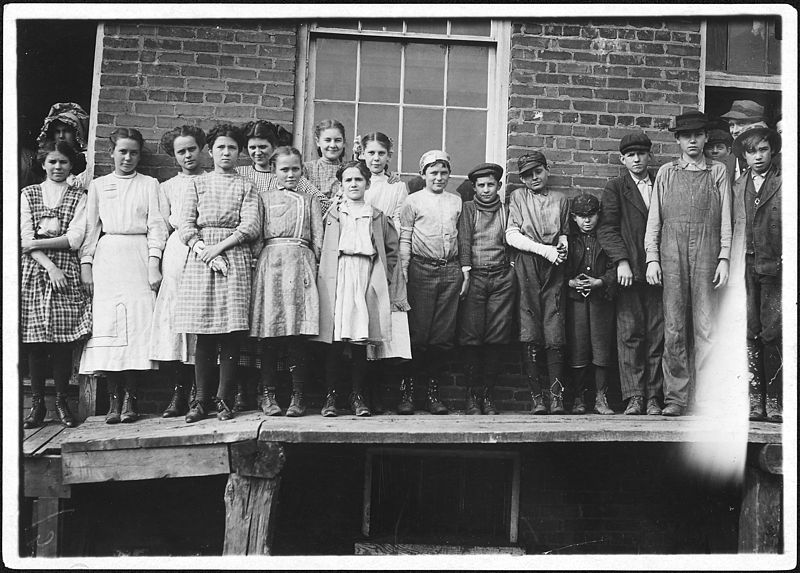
[677,156,712,171]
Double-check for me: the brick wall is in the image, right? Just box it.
[95,22,297,181]
[507,18,702,194]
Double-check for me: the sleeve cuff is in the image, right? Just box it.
[645,254,659,264]
[461,266,472,273]
[718,248,731,260]
[148,247,163,259]
[80,256,93,265]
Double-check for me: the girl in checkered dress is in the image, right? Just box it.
[78,128,168,424]
[21,141,92,428]
[174,124,260,423]
[150,126,207,418]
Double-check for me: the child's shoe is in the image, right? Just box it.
[261,387,283,416]
[594,390,614,415]
[426,379,449,415]
[661,403,684,417]
[350,393,371,417]
[106,386,122,424]
[765,393,782,423]
[624,395,644,415]
[530,392,547,415]
[482,387,499,415]
[55,393,77,428]
[646,397,662,416]
[548,380,566,414]
[321,390,338,417]
[163,384,189,418]
[23,394,47,429]
[286,390,306,417]
[571,395,587,415]
[233,386,251,413]
[185,400,210,423]
[120,389,139,423]
[465,388,482,415]
[216,398,234,421]
[397,377,415,415]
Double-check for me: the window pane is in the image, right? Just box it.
[356,104,400,166]
[360,41,401,103]
[315,38,357,101]
[313,101,355,157]
[767,20,781,75]
[316,20,359,30]
[705,20,727,72]
[401,108,443,174]
[445,109,486,176]
[404,43,445,106]
[361,19,403,32]
[406,21,447,35]
[727,20,768,75]
[450,20,491,36]
[447,45,488,108]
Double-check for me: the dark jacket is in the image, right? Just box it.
[732,162,781,276]
[565,225,617,302]
[596,171,654,283]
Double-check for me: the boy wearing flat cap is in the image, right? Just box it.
[720,100,768,182]
[397,150,463,415]
[564,193,617,415]
[597,131,664,416]
[704,128,733,162]
[644,110,732,416]
[506,151,570,414]
[730,126,783,422]
[457,162,517,414]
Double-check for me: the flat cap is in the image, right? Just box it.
[419,149,451,174]
[706,128,733,147]
[467,162,504,182]
[518,151,548,176]
[720,100,765,122]
[570,193,601,216]
[619,132,652,154]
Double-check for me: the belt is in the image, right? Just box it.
[412,255,458,267]
[265,237,310,248]
[471,262,510,274]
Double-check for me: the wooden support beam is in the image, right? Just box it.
[24,456,71,499]
[738,464,783,553]
[32,498,61,557]
[222,441,285,556]
[77,375,99,422]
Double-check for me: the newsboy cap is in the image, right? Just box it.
[570,193,601,216]
[467,162,504,183]
[619,132,652,154]
[517,151,548,176]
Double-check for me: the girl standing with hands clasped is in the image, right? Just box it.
[174,124,260,423]
[150,126,207,418]
[313,160,398,417]
[250,147,323,417]
[79,128,167,424]
[21,141,92,428]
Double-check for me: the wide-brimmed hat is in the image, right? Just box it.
[732,125,782,156]
[36,102,90,150]
[720,100,766,122]
[668,110,708,133]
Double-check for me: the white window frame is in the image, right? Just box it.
[294,20,511,186]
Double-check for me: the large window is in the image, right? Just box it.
[300,20,510,192]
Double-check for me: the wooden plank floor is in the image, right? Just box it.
[47,412,782,454]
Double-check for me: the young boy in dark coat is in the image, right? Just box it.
[564,193,617,414]
[597,132,664,415]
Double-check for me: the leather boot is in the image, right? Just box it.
[594,389,614,415]
[397,377,415,415]
[530,392,547,415]
[105,379,122,424]
[286,389,306,417]
[23,393,47,429]
[162,384,189,418]
[261,386,282,416]
[426,378,449,415]
[747,341,766,421]
[120,389,139,423]
[549,379,566,414]
[465,387,482,415]
[482,386,499,415]
[350,392,371,417]
[571,393,587,415]
[185,400,210,423]
[764,343,782,423]
[321,389,338,417]
[216,397,234,421]
[55,393,77,428]
[233,383,251,413]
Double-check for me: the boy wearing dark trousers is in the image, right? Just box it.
[457,162,517,414]
[564,194,617,415]
[597,132,664,415]
[731,127,783,422]
[398,150,463,415]
[645,110,732,417]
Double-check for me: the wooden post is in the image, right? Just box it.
[77,374,98,422]
[223,440,285,555]
[32,498,61,557]
[738,444,782,553]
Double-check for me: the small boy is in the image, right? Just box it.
[398,150,463,415]
[506,152,569,414]
[720,100,768,182]
[597,132,664,416]
[457,162,517,414]
[564,193,616,415]
[731,126,782,422]
[644,110,732,416]
[704,128,733,162]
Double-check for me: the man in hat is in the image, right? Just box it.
[456,162,516,414]
[644,110,732,416]
[720,100,768,181]
[597,131,664,416]
[730,126,783,422]
[506,151,570,414]
[564,193,617,415]
[397,150,463,415]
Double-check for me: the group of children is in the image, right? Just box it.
[21,101,782,429]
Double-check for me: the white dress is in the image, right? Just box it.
[364,174,412,360]
[334,201,375,342]
[79,172,167,373]
[149,173,199,363]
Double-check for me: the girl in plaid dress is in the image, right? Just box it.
[150,126,207,418]
[21,141,92,428]
[250,147,323,417]
[79,128,168,424]
[175,124,260,423]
